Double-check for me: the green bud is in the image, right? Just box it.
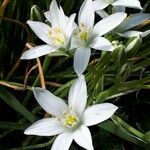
[125,37,142,56]
[30,5,45,21]
[118,63,132,81]
[112,44,126,64]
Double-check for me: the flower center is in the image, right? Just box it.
[63,111,78,127]
[77,23,90,43]
[48,27,65,46]
[80,31,89,42]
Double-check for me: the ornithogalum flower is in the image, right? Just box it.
[93,0,142,11]
[24,75,118,150]
[21,0,76,60]
[71,0,127,76]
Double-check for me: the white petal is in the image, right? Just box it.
[113,0,142,10]
[44,11,51,22]
[74,47,91,76]
[51,132,73,150]
[115,13,150,33]
[33,88,68,118]
[141,30,150,38]
[112,6,126,13]
[27,20,52,45]
[24,118,66,136]
[96,10,109,18]
[121,30,150,38]
[93,0,111,11]
[70,37,82,49]
[65,13,76,39]
[90,37,113,51]
[73,125,94,150]
[68,75,87,116]
[123,13,150,31]
[120,31,142,38]
[93,12,127,36]
[78,0,94,28]
[83,103,118,126]
[49,0,60,27]
[21,45,55,60]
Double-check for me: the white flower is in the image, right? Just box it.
[93,0,142,11]
[24,75,118,150]
[21,0,76,60]
[71,0,127,76]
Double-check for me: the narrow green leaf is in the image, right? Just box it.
[0,87,36,122]
[98,120,147,148]
[0,122,29,130]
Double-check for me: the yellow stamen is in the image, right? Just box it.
[64,114,78,127]
[78,23,90,42]
[48,27,65,46]
[80,31,89,42]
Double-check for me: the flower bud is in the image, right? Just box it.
[112,44,125,64]
[125,37,142,56]
[30,5,45,21]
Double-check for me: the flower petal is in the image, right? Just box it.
[73,125,94,150]
[121,30,150,38]
[115,13,150,33]
[123,13,150,31]
[44,11,51,22]
[74,47,91,76]
[78,0,94,28]
[27,20,52,45]
[33,88,68,118]
[96,10,109,18]
[65,13,76,39]
[141,30,150,38]
[112,6,126,13]
[83,103,118,126]
[68,75,87,116]
[49,0,60,27]
[112,0,142,10]
[120,31,142,38]
[90,37,113,51]
[93,12,127,36]
[24,118,66,136]
[51,132,73,150]
[70,37,82,49]
[93,0,111,11]
[21,45,55,60]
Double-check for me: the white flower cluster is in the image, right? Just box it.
[23,0,149,149]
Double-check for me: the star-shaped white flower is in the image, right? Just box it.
[93,0,142,11]
[71,0,127,76]
[21,0,76,60]
[24,75,118,150]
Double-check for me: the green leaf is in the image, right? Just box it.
[144,131,150,144]
[0,87,36,122]
[98,120,147,148]
[0,122,29,130]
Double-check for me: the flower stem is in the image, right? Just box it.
[10,138,54,150]
[25,43,46,89]
[23,55,51,106]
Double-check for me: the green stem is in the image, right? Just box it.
[23,55,51,106]
[11,138,54,150]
